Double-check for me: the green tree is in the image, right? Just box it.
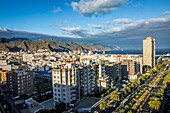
[148,97,161,111]
[119,109,124,113]
[101,94,104,98]
[99,101,108,111]
[127,110,132,113]
[125,86,131,93]
[110,92,119,101]
[110,92,119,107]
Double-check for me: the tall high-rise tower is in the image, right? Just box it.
[143,37,155,68]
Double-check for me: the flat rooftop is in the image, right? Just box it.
[74,97,100,110]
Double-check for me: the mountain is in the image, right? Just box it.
[78,43,121,51]
[0,38,120,52]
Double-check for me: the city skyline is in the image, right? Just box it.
[0,0,170,49]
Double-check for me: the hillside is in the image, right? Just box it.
[0,38,120,52]
[78,43,121,51]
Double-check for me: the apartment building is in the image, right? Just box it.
[23,54,33,63]
[79,65,95,97]
[0,59,11,71]
[143,37,156,68]
[105,62,121,82]
[99,63,106,78]
[0,70,8,84]
[52,68,80,104]
[98,76,111,91]
[7,69,34,96]
[121,59,139,75]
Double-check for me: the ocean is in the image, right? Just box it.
[93,49,170,55]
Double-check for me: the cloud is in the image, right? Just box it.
[71,0,127,16]
[65,3,69,6]
[58,27,90,38]
[88,24,106,29]
[1,16,170,49]
[58,17,170,48]
[52,6,62,13]
[0,27,7,31]
[58,21,68,27]
[113,18,133,24]
[163,11,170,15]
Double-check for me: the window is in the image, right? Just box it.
[58,94,60,96]
[18,77,20,79]
[58,90,60,92]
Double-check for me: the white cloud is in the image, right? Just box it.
[65,3,69,6]
[71,0,127,16]
[163,11,170,15]
[0,27,7,31]
[88,24,106,29]
[59,27,90,38]
[58,21,68,27]
[113,18,133,24]
[52,6,62,13]
[58,17,170,48]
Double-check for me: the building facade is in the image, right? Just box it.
[7,70,34,96]
[0,70,8,84]
[52,68,80,104]
[143,37,155,68]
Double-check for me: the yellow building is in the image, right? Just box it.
[143,37,155,68]
[0,70,8,84]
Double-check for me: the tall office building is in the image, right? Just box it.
[143,37,155,68]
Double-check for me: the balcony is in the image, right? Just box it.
[72,89,76,92]
[72,93,76,97]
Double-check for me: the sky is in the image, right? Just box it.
[0,0,170,49]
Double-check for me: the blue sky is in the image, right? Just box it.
[0,0,170,49]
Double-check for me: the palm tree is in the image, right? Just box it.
[101,94,104,98]
[110,92,119,107]
[120,88,127,95]
[99,101,108,111]
[127,110,132,113]
[163,74,170,87]
[125,105,129,109]
[132,106,137,110]
[119,109,124,113]
[148,97,161,111]
[139,76,145,81]
[125,86,131,93]
[110,92,119,101]
[131,83,134,88]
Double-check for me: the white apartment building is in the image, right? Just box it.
[52,68,80,104]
